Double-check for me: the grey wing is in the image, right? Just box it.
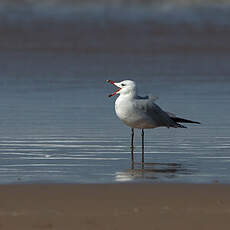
[147,102,182,128]
[166,111,176,118]
[137,95,159,101]
[135,98,185,128]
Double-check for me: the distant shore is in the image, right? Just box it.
[0,183,230,230]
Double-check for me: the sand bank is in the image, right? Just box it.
[0,184,229,230]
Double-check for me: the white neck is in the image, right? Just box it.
[119,89,137,99]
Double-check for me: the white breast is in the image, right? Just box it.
[115,96,158,129]
[115,96,133,122]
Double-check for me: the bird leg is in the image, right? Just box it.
[141,129,144,166]
[130,128,134,167]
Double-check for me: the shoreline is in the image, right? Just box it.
[0,183,230,229]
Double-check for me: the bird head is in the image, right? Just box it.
[106,80,136,97]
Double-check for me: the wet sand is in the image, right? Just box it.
[0,184,230,230]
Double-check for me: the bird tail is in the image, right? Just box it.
[171,117,201,125]
[176,123,187,128]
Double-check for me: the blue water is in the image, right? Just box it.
[0,52,229,184]
[1,0,230,26]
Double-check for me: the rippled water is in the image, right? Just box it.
[0,52,229,184]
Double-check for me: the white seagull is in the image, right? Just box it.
[107,79,200,164]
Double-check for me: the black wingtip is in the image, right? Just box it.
[178,123,187,128]
[171,117,201,125]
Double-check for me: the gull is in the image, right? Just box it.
[106,79,200,165]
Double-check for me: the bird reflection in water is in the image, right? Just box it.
[116,161,188,182]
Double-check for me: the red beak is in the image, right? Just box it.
[106,80,121,97]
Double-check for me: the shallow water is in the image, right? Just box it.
[0,51,229,184]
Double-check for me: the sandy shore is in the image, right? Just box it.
[0,184,229,230]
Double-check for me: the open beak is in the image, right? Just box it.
[106,80,121,97]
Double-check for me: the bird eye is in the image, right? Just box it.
[121,83,125,86]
